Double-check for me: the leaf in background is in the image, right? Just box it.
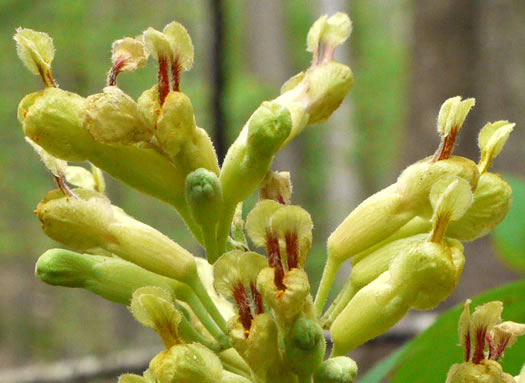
[358,280,525,383]
[492,175,525,273]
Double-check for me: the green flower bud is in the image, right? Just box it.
[313,357,358,383]
[330,240,463,355]
[149,344,223,383]
[447,173,512,242]
[35,248,95,288]
[284,318,326,378]
[19,88,92,161]
[14,27,56,87]
[83,86,153,144]
[259,171,292,204]
[302,61,354,125]
[36,189,198,284]
[137,85,161,130]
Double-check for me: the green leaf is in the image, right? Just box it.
[492,175,525,273]
[358,280,525,383]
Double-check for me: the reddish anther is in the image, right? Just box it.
[233,283,253,333]
[472,327,488,364]
[285,231,299,270]
[433,127,459,162]
[464,330,471,362]
[266,233,286,291]
[158,56,170,105]
[171,59,182,92]
[251,282,265,315]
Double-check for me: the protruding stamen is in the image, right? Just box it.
[232,282,253,334]
[266,232,286,291]
[251,282,264,315]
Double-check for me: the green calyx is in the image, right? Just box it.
[313,357,358,383]
[284,318,326,378]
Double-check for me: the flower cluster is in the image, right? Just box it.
[14,11,519,383]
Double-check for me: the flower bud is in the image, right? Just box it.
[137,85,161,130]
[35,248,95,288]
[447,173,512,242]
[83,86,153,144]
[259,171,292,204]
[313,357,358,383]
[36,189,199,285]
[19,88,93,161]
[14,28,56,87]
[284,318,326,378]
[149,343,223,383]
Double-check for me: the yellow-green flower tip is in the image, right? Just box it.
[447,173,512,242]
[437,96,475,137]
[213,250,268,299]
[307,13,352,60]
[83,86,152,145]
[284,318,326,377]
[143,27,172,61]
[478,121,515,174]
[246,199,282,248]
[14,27,55,78]
[163,22,194,72]
[259,171,292,204]
[35,248,94,288]
[247,101,292,157]
[429,176,473,222]
[280,72,305,95]
[271,205,313,268]
[112,37,148,73]
[149,344,223,383]
[221,371,252,383]
[313,357,358,383]
[24,137,67,177]
[185,168,223,226]
[130,286,182,348]
[304,61,354,125]
[19,88,92,162]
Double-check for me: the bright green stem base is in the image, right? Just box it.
[190,274,228,338]
[314,256,342,317]
[216,201,237,257]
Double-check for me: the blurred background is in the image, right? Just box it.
[1,0,524,381]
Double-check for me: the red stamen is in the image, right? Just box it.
[472,327,487,364]
[171,59,182,92]
[285,231,299,270]
[486,334,495,360]
[107,57,127,86]
[232,283,253,334]
[277,195,286,205]
[158,56,170,105]
[266,232,286,291]
[491,334,511,361]
[432,127,459,162]
[464,329,472,362]
[250,282,264,315]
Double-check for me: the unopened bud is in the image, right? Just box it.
[313,357,358,383]
[84,86,152,144]
[284,318,326,377]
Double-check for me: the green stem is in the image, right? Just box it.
[216,201,236,256]
[178,314,222,352]
[190,273,228,335]
[203,225,220,263]
[175,285,226,344]
[314,256,342,317]
[320,278,357,329]
[219,349,252,378]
